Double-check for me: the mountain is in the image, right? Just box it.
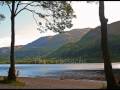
[0,45,23,55]
[49,21,120,63]
[0,45,23,61]
[14,28,90,58]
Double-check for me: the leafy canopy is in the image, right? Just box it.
[0,1,76,33]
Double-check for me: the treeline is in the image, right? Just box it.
[0,55,120,64]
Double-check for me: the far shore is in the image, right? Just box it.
[0,62,120,64]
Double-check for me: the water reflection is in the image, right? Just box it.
[0,63,119,77]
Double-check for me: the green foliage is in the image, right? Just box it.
[48,22,120,63]
[36,1,76,33]
[1,1,75,33]
[0,56,9,64]
[100,83,107,89]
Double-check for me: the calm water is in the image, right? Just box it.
[0,63,120,77]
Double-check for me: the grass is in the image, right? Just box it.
[0,76,25,87]
[100,83,107,89]
[100,83,120,89]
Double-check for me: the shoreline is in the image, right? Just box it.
[14,69,120,82]
[41,69,120,79]
[0,69,120,89]
[1,69,120,81]
[0,77,106,89]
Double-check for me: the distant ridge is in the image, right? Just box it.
[49,21,120,63]
[0,28,90,58]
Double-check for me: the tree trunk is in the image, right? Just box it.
[99,1,117,88]
[7,1,16,81]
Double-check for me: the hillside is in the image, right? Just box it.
[0,45,23,63]
[1,28,89,58]
[0,45,23,56]
[49,21,120,63]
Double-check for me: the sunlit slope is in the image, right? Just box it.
[49,21,120,62]
[14,28,90,58]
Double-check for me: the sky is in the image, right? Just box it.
[0,1,120,47]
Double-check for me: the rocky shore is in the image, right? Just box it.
[44,69,120,82]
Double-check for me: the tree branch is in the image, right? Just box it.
[24,8,51,18]
[24,8,53,32]
[15,1,34,16]
[30,10,47,33]
[24,8,48,22]
[6,3,12,13]
[32,11,39,26]
[15,1,21,14]
[24,8,39,15]
[19,3,41,7]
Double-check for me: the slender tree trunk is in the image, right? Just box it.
[7,1,16,81]
[99,1,117,88]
